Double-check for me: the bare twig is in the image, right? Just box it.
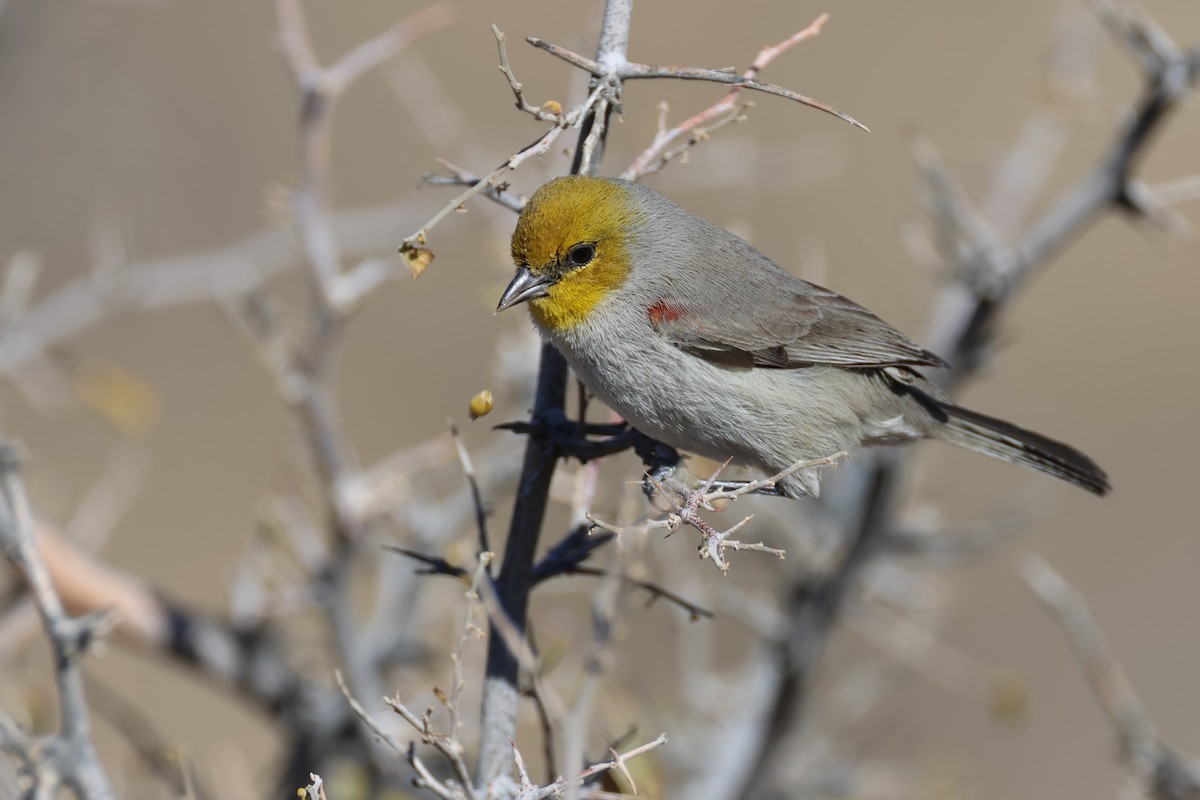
[623,14,830,180]
[383,697,477,800]
[398,32,608,260]
[590,453,844,574]
[403,12,864,263]
[519,734,667,800]
[526,35,867,132]
[541,565,713,621]
[450,424,491,555]
[494,25,568,123]
[333,671,453,796]
[422,159,528,214]
[0,200,428,383]
[325,4,454,95]
[275,0,453,310]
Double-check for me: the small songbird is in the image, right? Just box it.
[497,175,1109,499]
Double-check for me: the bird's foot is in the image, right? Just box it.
[631,432,681,498]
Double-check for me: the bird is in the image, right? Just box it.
[496,175,1109,499]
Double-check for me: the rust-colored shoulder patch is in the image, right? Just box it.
[648,301,685,328]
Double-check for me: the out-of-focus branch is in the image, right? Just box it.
[21,523,344,732]
[324,5,454,95]
[232,3,463,789]
[741,9,1200,796]
[84,675,200,799]
[274,0,454,310]
[0,446,115,800]
[927,35,1200,382]
[1022,555,1200,800]
[0,201,425,391]
[558,528,629,800]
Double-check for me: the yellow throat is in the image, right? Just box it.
[510,176,643,331]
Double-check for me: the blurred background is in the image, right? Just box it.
[0,0,1198,797]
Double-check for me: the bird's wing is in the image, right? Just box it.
[649,283,947,370]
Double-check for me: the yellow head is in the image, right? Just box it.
[498,176,644,331]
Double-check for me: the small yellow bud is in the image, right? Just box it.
[541,100,563,116]
[468,390,494,420]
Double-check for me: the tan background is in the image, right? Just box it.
[1,0,1198,797]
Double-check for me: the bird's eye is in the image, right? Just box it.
[566,243,596,268]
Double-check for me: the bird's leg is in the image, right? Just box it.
[630,430,682,497]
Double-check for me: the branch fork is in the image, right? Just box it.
[591,452,845,574]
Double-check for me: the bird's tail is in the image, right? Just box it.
[935,402,1110,496]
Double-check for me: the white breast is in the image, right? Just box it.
[534,304,918,498]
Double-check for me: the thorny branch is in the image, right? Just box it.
[513,733,668,800]
[411,11,863,256]
[421,160,529,214]
[622,13,830,180]
[386,526,713,621]
[526,37,867,133]
[397,25,606,266]
[589,453,845,574]
[333,557,491,799]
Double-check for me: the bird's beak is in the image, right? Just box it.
[496,267,556,313]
